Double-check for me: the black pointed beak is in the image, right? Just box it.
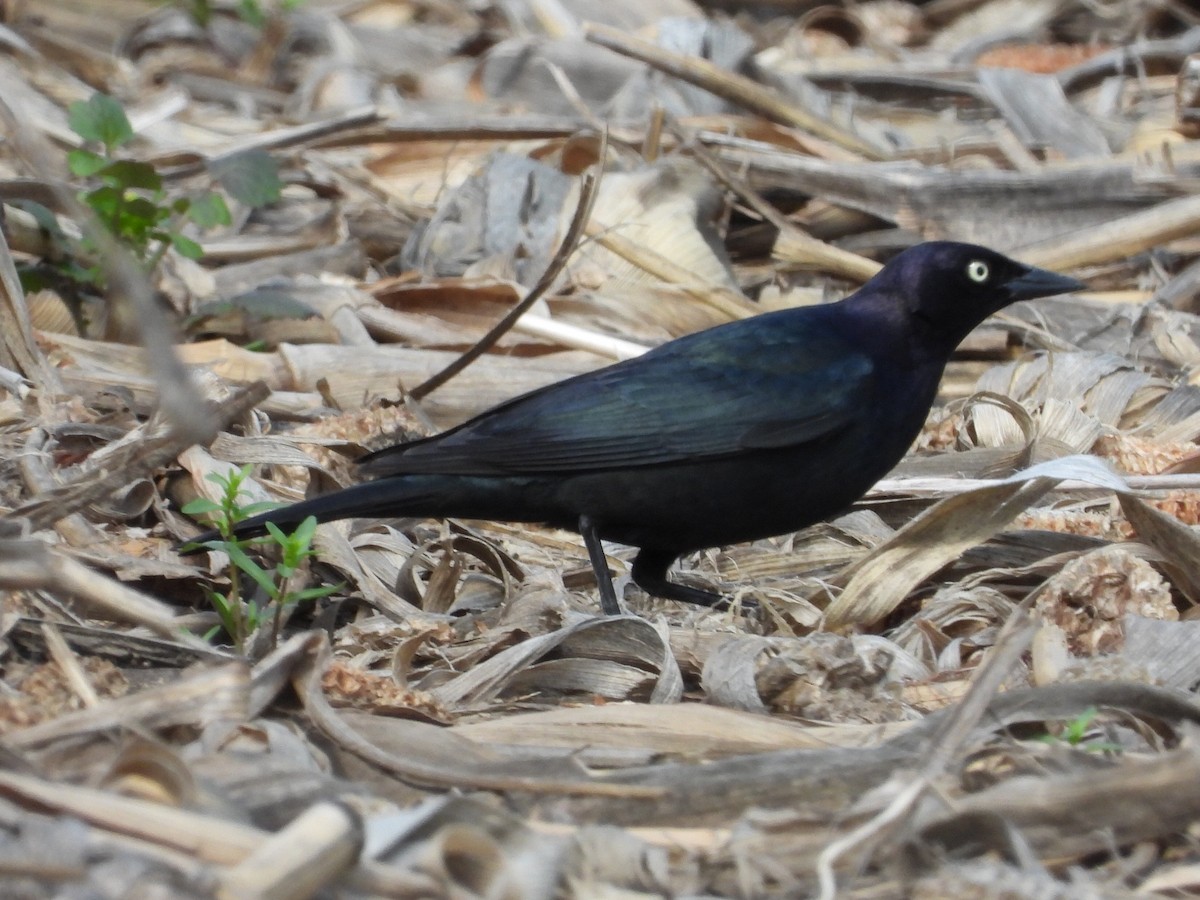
[1006,265,1086,302]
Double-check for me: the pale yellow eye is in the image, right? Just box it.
[967,260,989,283]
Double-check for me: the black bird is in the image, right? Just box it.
[190,242,1083,615]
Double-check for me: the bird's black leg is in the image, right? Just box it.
[578,515,622,615]
[632,548,727,608]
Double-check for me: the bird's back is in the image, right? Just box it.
[352,300,946,552]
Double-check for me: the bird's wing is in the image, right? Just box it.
[359,313,876,476]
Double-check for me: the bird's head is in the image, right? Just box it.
[870,241,1084,353]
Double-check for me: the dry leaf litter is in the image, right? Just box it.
[2,0,1200,896]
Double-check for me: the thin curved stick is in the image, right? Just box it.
[409,130,606,401]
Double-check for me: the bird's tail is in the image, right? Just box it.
[183,474,549,547]
[186,478,441,546]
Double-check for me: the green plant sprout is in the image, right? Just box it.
[183,465,341,655]
[66,93,232,282]
[1035,707,1123,754]
[171,0,307,29]
[16,95,281,325]
[53,93,282,292]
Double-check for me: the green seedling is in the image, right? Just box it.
[1035,707,1123,754]
[31,93,281,300]
[183,465,340,654]
[67,93,232,282]
[172,0,307,28]
[18,92,283,328]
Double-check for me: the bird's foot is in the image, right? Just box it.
[649,578,729,608]
[630,549,757,612]
[653,580,762,617]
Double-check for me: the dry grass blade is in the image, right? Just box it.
[430,614,682,706]
[9,2,1200,894]
[453,702,911,757]
[39,622,100,709]
[0,769,267,864]
[827,456,1131,628]
[825,478,1056,629]
[873,470,1200,497]
[0,770,438,896]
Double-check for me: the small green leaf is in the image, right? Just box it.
[67,149,108,177]
[68,94,134,151]
[187,191,232,229]
[206,471,236,489]
[291,515,318,547]
[206,589,240,641]
[121,196,165,223]
[236,0,267,28]
[171,233,204,259]
[83,185,123,220]
[264,521,288,545]
[209,149,282,208]
[64,261,102,286]
[110,200,163,252]
[225,543,277,596]
[181,498,223,515]
[208,590,232,617]
[187,0,213,26]
[244,599,264,630]
[290,584,342,603]
[96,159,162,191]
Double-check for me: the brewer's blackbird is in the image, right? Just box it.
[189,242,1082,614]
